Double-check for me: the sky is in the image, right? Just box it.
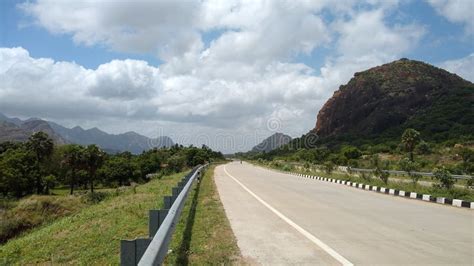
[0,0,473,153]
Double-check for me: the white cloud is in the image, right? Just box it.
[0,0,441,153]
[19,0,203,60]
[440,53,474,82]
[89,60,162,100]
[427,0,474,35]
[334,9,425,58]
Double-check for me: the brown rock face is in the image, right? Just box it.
[314,58,473,138]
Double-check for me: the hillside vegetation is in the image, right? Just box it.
[0,132,224,243]
[0,171,186,264]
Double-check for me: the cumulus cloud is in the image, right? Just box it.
[0,0,440,152]
[440,53,474,82]
[89,60,161,100]
[427,0,474,35]
[19,0,203,60]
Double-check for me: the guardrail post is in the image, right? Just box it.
[120,238,152,266]
[149,209,169,238]
[172,187,179,197]
[164,196,172,209]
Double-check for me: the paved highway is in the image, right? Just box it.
[215,162,474,265]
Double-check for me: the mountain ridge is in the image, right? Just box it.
[0,114,174,153]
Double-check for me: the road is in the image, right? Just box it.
[214,161,474,265]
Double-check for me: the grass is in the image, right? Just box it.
[165,163,242,265]
[1,165,242,265]
[254,160,474,202]
[0,195,87,244]
[0,171,187,265]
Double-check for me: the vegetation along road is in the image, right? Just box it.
[216,161,473,265]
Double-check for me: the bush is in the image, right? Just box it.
[323,161,335,174]
[81,191,110,204]
[433,167,455,189]
[399,158,421,185]
[416,141,431,155]
[342,146,362,160]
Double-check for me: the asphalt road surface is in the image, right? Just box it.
[214,161,474,265]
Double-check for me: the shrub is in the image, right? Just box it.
[399,158,421,185]
[372,155,390,184]
[433,167,455,189]
[82,191,110,204]
[342,146,362,160]
[323,161,335,174]
[416,141,431,155]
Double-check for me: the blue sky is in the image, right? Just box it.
[0,0,473,152]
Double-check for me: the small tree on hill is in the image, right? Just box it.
[83,145,105,193]
[62,144,85,195]
[324,161,335,174]
[371,155,389,184]
[401,128,420,162]
[399,157,421,186]
[458,147,474,175]
[433,167,455,189]
[27,132,54,194]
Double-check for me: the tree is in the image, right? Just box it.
[433,167,455,189]
[61,145,84,195]
[342,146,362,160]
[26,132,54,194]
[43,174,57,195]
[323,161,335,174]
[416,141,431,155]
[100,156,134,186]
[83,145,105,193]
[399,157,421,186]
[167,154,186,173]
[457,147,474,175]
[0,147,36,197]
[401,128,420,162]
[372,155,390,184]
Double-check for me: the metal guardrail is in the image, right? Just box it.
[120,164,207,266]
[349,167,471,180]
[286,162,471,180]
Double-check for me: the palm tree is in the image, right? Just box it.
[401,128,420,162]
[83,145,105,193]
[62,145,84,195]
[27,132,54,194]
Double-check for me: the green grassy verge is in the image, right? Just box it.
[166,163,242,265]
[0,195,87,244]
[0,171,187,265]
[253,161,474,202]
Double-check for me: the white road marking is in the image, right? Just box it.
[223,165,354,266]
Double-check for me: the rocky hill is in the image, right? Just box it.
[313,58,474,142]
[0,114,174,153]
[251,133,292,152]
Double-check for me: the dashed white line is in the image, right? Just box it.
[223,165,353,266]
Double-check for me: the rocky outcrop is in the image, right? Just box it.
[314,58,474,139]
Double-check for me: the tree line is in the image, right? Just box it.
[0,132,224,198]
[242,128,474,188]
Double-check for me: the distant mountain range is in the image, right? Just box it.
[251,133,292,152]
[0,113,173,154]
